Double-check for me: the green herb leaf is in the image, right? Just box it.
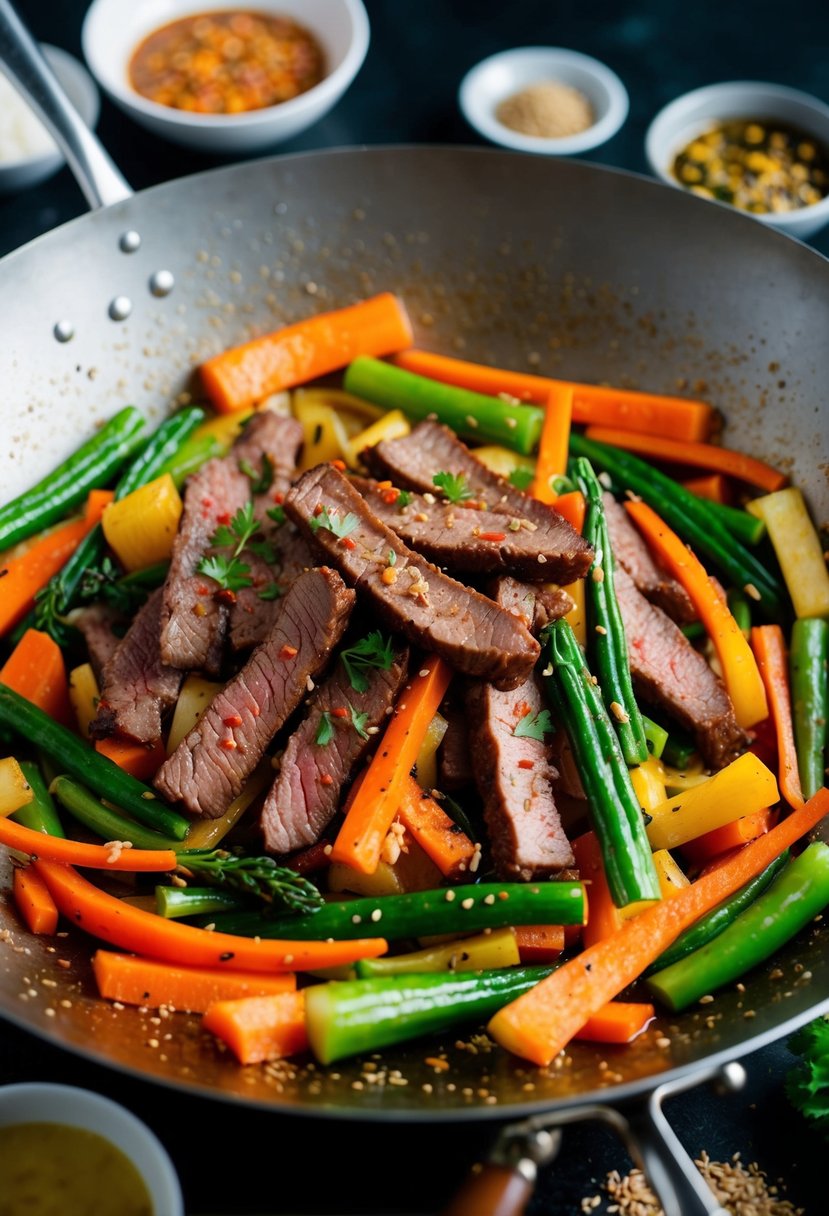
[248,538,277,564]
[508,466,535,491]
[198,503,263,592]
[258,581,283,602]
[433,471,473,503]
[388,550,397,567]
[267,504,287,526]
[513,708,553,741]
[340,631,396,693]
[396,490,412,508]
[309,506,360,540]
[787,1018,829,1134]
[315,712,336,747]
[198,554,253,593]
[176,848,323,914]
[349,703,370,740]
[239,453,274,495]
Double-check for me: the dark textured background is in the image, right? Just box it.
[1,1,828,1212]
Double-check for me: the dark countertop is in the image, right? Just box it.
[1,1,827,1212]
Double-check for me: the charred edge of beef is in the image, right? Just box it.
[154,567,355,818]
[284,464,540,691]
[260,644,410,854]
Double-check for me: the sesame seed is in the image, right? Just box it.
[483,894,495,905]
[744,582,761,601]
[461,898,474,910]
[592,566,605,582]
[371,908,383,922]
[445,890,456,902]
[537,554,547,563]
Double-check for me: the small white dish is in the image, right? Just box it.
[0,45,100,195]
[0,1082,183,1215]
[82,0,370,154]
[459,46,629,156]
[645,81,829,240]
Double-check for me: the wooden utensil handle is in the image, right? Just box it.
[442,1163,534,1216]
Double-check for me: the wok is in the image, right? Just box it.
[1,6,828,1213]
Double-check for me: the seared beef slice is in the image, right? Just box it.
[261,643,409,854]
[91,588,182,744]
[155,567,355,817]
[603,492,695,624]
[73,604,121,680]
[285,465,539,690]
[364,420,593,582]
[615,567,748,769]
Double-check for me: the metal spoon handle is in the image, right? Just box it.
[0,0,131,209]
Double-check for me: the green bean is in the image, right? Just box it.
[790,619,829,799]
[661,730,698,771]
[544,621,660,907]
[344,356,544,454]
[50,776,181,851]
[702,499,766,546]
[159,433,221,489]
[0,407,145,551]
[155,886,246,919]
[726,588,752,636]
[13,761,65,837]
[641,715,668,759]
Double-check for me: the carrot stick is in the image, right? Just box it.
[552,490,585,534]
[681,808,776,866]
[200,294,413,413]
[585,427,786,493]
[514,925,566,963]
[750,625,805,809]
[390,350,715,441]
[34,860,387,972]
[488,786,829,1065]
[84,488,115,522]
[571,831,621,948]
[13,865,58,935]
[682,474,731,505]
[330,658,453,874]
[0,629,71,725]
[92,950,296,1012]
[203,992,308,1064]
[94,737,167,782]
[625,500,768,728]
[532,385,573,503]
[0,493,111,636]
[396,774,477,880]
[574,1001,655,1043]
[0,817,176,872]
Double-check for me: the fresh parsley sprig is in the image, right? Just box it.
[512,708,554,741]
[508,466,535,491]
[340,631,396,693]
[315,712,336,746]
[197,502,263,593]
[239,453,274,495]
[310,506,359,540]
[176,848,323,914]
[433,471,473,503]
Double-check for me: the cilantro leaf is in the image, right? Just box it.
[349,703,370,740]
[267,504,287,526]
[787,1018,829,1135]
[315,712,336,747]
[258,582,283,602]
[310,506,359,540]
[197,503,266,593]
[433,471,473,503]
[239,454,274,495]
[198,555,253,593]
[513,709,553,741]
[508,466,535,491]
[340,631,396,693]
[395,490,412,508]
[249,539,277,564]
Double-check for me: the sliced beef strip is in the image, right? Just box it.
[351,476,586,583]
[285,465,540,691]
[487,575,573,635]
[364,420,593,581]
[437,704,473,791]
[260,644,410,854]
[229,526,316,652]
[155,567,355,818]
[603,492,696,625]
[73,604,121,680]
[615,566,748,769]
[90,589,183,745]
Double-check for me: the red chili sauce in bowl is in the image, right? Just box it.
[128,10,325,115]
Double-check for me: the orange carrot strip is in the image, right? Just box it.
[84,488,115,522]
[94,736,167,782]
[201,294,413,413]
[552,490,585,534]
[396,774,477,880]
[681,809,776,866]
[574,1001,655,1044]
[682,474,731,505]
[571,831,621,948]
[390,350,715,441]
[92,951,296,1012]
[34,860,387,972]
[585,427,786,493]
[0,629,71,725]
[330,658,453,874]
[625,500,768,728]
[203,992,308,1064]
[532,384,573,503]
[0,817,176,872]
[750,625,805,810]
[514,925,565,963]
[13,865,58,935]
[488,786,829,1065]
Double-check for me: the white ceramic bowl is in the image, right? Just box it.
[459,46,629,156]
[645,81,829,240]
[0,1082,183,1215]
[0,45,100,195]
[82,0,370,154]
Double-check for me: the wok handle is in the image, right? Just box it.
[0,0,131,209]
[441,1164,533,1216]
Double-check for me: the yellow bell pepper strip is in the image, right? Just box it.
[747,488,829,620]
[101,473,183,571]
[646,751,779,851]
[652,849,690,899]
[0,758,34,819]
[625,500,768,728]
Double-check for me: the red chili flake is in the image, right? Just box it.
[220,738,237,751]
[313,503,324,516]
[272,491,285,504]
[197,584,211,596]
[251,703,261,717]
[223,715,243,728]
[330,459,346,471]
[217,588,237,604]
[279,644,298,660]
[377,480,393,491]
[319,774,334,786]
[332,707,349,719]
[340,536,356,550]
[381,489,398,505]
[216,512,231,526]
[480,531,506,543]
[201,497,213,508]
[517,759,534,770]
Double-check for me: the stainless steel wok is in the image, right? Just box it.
[1,5,827,1214]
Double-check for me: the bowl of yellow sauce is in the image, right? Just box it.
[645,81,829,239]
[0,1084,183,1216]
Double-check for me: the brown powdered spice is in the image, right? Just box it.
[496,81,594,139]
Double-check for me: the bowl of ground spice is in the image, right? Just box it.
[459,47,629,156]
